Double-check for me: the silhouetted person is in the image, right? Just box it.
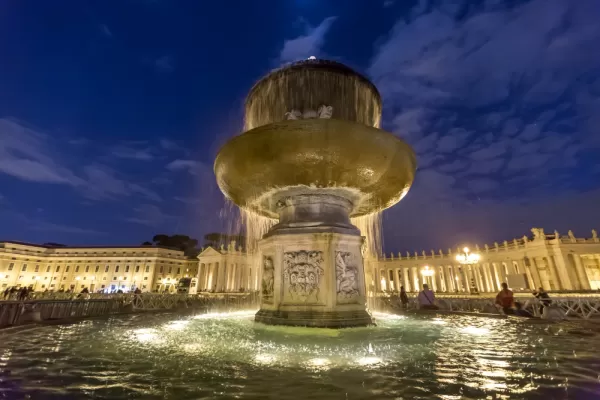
[533,287,551,316]
[417,284,438,310]
[495,283,514,314]
[400,286,409,310]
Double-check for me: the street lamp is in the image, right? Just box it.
[420,265,435,287]
[455,247,481,294]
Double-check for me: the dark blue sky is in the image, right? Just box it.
[1,0,599,253]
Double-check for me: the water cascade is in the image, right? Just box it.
[214,58,417,327]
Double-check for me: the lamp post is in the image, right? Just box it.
[420,265,435,288]
[455,247,481,294]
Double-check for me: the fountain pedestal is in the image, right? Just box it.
[255,195,373,328]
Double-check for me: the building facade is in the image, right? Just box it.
[2,227,599,295]
[0,241,197,293]
[366,228,600,294]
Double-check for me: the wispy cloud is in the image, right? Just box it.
[99,24,112,38]
[0,118,162,203]
[279,17,337,63]
[154,55,174,73]
[368,0,600,250]
[126,204,180,227]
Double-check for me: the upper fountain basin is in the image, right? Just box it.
[214,118,417,219]
[244,59,382,131]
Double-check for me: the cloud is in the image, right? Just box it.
[99,24,112,37]
[154,55,174,73]
[0,119,84,185]
[0,118,162,203]
[126,204,180,227]
[279,17,337,63]
[110,143,154,161]
[368,0,600,251]
[2,209,103,235]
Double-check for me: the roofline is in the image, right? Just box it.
[0,240,184,252]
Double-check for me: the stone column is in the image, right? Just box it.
[403,268,411,292]
[550,255,573,290]
[573,255,591,290]
[411,267,420,291]
[527,259,542,289]
[543,257,561,290]
[453,265,463,292]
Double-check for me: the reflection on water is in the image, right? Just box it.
[0,310,599,399]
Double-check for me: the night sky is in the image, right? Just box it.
[1,0,599,253]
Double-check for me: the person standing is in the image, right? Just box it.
[399,286,409,310]
[417,284,438,310]
[533,287,551,316]
[495,283,514,314]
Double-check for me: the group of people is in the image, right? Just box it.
[2,286,32,301]
[394,282,552,317]
[396,284,439,310]
[495,282,552,317]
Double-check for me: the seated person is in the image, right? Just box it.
[417,284,438,310]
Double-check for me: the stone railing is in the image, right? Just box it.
[373,295,600,320]
[0,292,261,329]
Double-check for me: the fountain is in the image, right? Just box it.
[214,59,417,327]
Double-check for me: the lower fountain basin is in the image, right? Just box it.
[2,310,599,399]
[214,119,417,219]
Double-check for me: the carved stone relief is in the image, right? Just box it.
[261,255,274,303]
[284,105,333,121]
[282,250,324,303]
[335,251,360,303]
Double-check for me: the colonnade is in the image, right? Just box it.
[197,262,260,292]
[374,253,599,293]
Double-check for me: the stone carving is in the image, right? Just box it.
[318,104,333,119]
[283,250,324,303]
[568,230,576,241]
[531,228,545,240]
[284,109,302,120]
[284,105,333,121]
[335,251,360,303]
[261,256,274,303]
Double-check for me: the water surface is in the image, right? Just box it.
[1,311,599,399]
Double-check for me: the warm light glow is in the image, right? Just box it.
[461,326,490,336]
[356,356,383,366]
[90,276,95,280]
[75,276,81,281]
[455,248,481,264]
[308,56,316,60]
[34,276,40,280]
[421,265,434,277]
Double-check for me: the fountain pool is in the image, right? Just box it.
[1,311,599,399]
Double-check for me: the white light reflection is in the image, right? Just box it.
[164,320,189,331]
[254,354,276,365]
[307,358,331,370]
[461,326,490,336]
[132,328,160,343]
[371,311,406,320]
[356,356,383,366]
[193,310,256,319]
[431,318,447,325]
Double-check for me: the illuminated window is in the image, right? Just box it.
[46,266,51,272]
[56,266,60,272]
[145,266,150,273]
[135,266,140,273]
[75,266,80,272]
[115,266,120,273]
[21,264,27,272]
[125,265,130,273]
[8,263,14,271]
[95,266,99,272]
[66,266,70,272]
[105,266,109,272]
[85,266,90,272]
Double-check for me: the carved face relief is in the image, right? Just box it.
[282,250,324,303]
[335,251,360,303]
[261,255,275,303]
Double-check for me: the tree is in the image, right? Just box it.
[142,234,200,258]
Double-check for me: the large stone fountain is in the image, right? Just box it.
[215,59,416,327]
